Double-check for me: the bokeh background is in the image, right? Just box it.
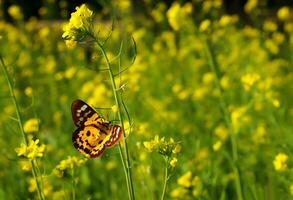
[0,0,292,199]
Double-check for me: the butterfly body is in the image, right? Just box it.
[71,100,122,158]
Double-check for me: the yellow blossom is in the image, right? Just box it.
[263,20,278,32]
[170,157,178,167]
[62,4,93,42]
[111,105,119,113]
[241,73,260,91]
[15,139,46,160]
[244,0,258,13]
[24,87,33,97]
[23,118,39,133]
[273,153,288,172]
[170,187,187,198]
[166,2,187,31]
[199,19,211,32]
[213,141,222,151]
[277,6,290,21]
[8,5,23,20]
[54,156,87,177]
[178,171,192,188]
[19,160,32,172]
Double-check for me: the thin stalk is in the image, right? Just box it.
[94,41,135,200]
[202,40,243,200]
[71,166,76,200]
[160,160,169,200]
[0,56,45,200]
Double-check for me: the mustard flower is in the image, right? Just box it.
[62,4,93,43]
[273,153,288,172]
[178,171,192,188]
[54,156,87,177]
[199,19,211,32]
[170,157,178,168]
[15,139,46,160]
[8,5,23,20]
[23,118,39,133]
[144,135,181,157]
[277,6,290,21]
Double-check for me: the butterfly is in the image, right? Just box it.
[71,99,122,158]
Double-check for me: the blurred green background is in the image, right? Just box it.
[0,0,292,199]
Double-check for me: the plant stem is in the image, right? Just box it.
[202,39,243,200]
[71,166,76,200]
[160,160,169,200]
[0,56,45,200]
[95,42,135,200]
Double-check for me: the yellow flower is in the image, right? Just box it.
[214,124,228,141]
[177,171,192,188]
[273,153,288,172]
[111,105,119,113]
[23,118,39,133]
[166,2,187,31]
[277,6,290,21]
[62,4,93,42]
[19,160,32,172]
[263,20,278,32]
[170,157,177,168]
[244,0,258,13]
[8,5,23,20]
[65,40,77,48]
[252,123,266,144]
[54,156,87,177]
[213,141,222,151]
[15,139,46,160]
[24,87,33,97]
[199,19,211,32]
[144,135,180,157]
[170,187,187,198]
[241,73,260,91]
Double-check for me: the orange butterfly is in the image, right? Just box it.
[71,99,122,158]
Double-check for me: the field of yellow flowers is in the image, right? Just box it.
[0,1,292,199]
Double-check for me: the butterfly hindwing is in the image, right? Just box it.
[105,125,123,147]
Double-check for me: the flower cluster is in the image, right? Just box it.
[15,139,46,160]
[171,171,204,198]
[53,156,87,177]
[144,135,181,167]
[62,4,93,47]
[23,118,39,134]
[273,153,288,172]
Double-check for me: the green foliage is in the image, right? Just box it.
[0,1,292,199]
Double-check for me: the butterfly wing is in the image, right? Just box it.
[71,99,96,127]
[105,125,123,147]
[72,125,113,158]
[71,99,122,157]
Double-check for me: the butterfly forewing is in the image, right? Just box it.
[71,99,96,127]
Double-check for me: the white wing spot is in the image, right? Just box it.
[81,105,87,111]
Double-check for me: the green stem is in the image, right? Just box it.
[202,39,243,200]
[160,160,169,200]
[95,41,135,200]
[71,166,76,200]
[0,56,45,200]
